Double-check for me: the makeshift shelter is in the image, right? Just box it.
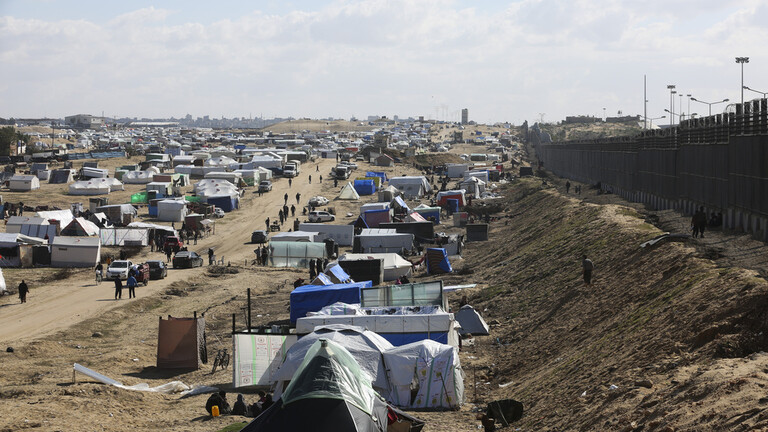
[50,236,100,267]
[337,182,360,200]
[68,180,110,195]
[272,231,322,243]
[242,338,390,432]
[353,179,376,196]
[272,324,393,397]
[425,248,452,274]
[8,175,40,191]
[0,233,47,267]
[445,163,469,178]
[299,223,355,246]
[290,281,373,323]
[146,181,172,197]
[413,204,441,224]
[49,169,75,184]
[95,204,138,225]
[436,190,467,207]
[377,185,400,203]
[81,166,108,179]
[233,333,298,387]
[311,264,354,285]
[379,222,434,242]
[459,177,486,198]
[337,253,412,282]
[269,241,327,268]
[383,340,463,409]
[156,316,206,369]
[388,176,430,198]
[156,199,188,222]
[455,305,490,336]
[122,167,161,184]
[206,194,239,212]
[374,154,395,167]
[60,217,100,237]
[354,228,414,254]
[204,171,247,188]
[362,209,391,228]
[466,223,489,242]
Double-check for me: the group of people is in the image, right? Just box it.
[2,201,25,219]
[205,390,274,417]
[308,258,329,281]
[564,181,581,195]
[253,245,270,266]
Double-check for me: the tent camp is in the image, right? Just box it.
[383,339,464,409]
[290,281,373,323]
[241,338,391,432]
[8,175,40,191]
[50,236,100,267]
[156,316,206,369]
[122,167,161,184]
[337,182,360,200]
[455,305,490,336]
[60,217,100,237]
[272,324,393,397]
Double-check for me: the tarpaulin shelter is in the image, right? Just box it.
[9,175,40,191]
[413,204,441,224]
[366,171,388,182]
[362,209,391,228]
[388,176,430,198]
[50,236,100,267]
[60,217,100,237]
[157,199,188,222]
[242,338,390,432]
[354,228,414,254]
[272,231,322,242]
[269,241,326,268]
[156,316,207,369]
[290,281,373,323]
[337,253,412,282]
[206,194,239,212]
[48,169,74,184]
[436,190,466,207]
[379,221,434,242]
[377,185,400,203]
[271,325,393,398]
[353,179,376,195]
[425,248,452,274]
[383,340,463,410]
[455,305,490,336]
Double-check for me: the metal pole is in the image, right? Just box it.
[644,75,647,130]
[247,287,252,332]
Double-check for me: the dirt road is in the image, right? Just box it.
[0,157,338,345]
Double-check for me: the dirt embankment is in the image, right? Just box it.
[458,179,768,431]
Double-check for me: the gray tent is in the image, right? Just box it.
[455,305,490,336]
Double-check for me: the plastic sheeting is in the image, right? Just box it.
[290,281,372,323]
[72,363,215,396]
[269,241,327,268]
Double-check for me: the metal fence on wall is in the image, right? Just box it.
[530,98,768,239]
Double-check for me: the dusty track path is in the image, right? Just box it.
[0,157,337,345]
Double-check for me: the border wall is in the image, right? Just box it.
[530,99,768,240]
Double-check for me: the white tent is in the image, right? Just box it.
[50,236,101,267]
[8,175,40,191]
[204,155,236,167]
[272,324,393,398]
[36,209,75,228]
[388,176,431,198]
[271,231,322,242]
[455,305,490,336]
[383,340,464,409]
[122,167,161,184]
[337,253,413,281]
[156,199,188,222]
[194,179,238,198]
[459,177,486,198]
[0,268,6,294]
[337,182,360,200]
[81,167,109,179]
[68,179,115,195]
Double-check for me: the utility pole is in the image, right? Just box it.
[736,57,749,105]
[644,75,648,130]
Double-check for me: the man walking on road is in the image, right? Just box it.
[114,278,123,300]
[18,280,29,303]
[308,175,312,184]
[582,255,595,287]
[296,193,301,204]
[284,193,288,205]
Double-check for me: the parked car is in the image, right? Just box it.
[163,236,183,252]
[308,211,335,223]
[146,260,168,280]
[172,251,204,269]
[258,180,273,192]
[308,196,329,207]
[213,207,225,218]
[251,230,269,244]
[106,260,133,280]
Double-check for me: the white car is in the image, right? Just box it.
[308,196,330,207]
[340,161,358,170]
[107,260,133,280]
[308,211,335,223]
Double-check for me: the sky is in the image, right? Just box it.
[1,0,767,125]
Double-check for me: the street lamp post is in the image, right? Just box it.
[743,85,768,99]
[679,93,684,121]
[690,97,730,117]
[643,115,666,129]
[736,57,749,105]
[667,85,676,127]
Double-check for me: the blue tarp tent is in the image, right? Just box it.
[446,199,460,213]
[365,171,388,182]
[393,196,410,213]
[207,195,239,212]
[353,179,376,196]
[290,281,373,323]
[425,248,452,274]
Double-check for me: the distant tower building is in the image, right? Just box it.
[461,108,469,125]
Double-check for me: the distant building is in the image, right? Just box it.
[605,115,642,124]
[563,115,600,124]
[65,114,104,129]
[461,108,469,125]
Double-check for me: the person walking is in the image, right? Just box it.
[308,175,312,184]
[17,280,29,304]
[194,230,199,245]
[582,255,595,287]
[114,278,123,300]
[288,178,292,188]
[290,204,296,217]
[565,181,571,194]
[319,175,322,183]
[208,248,215,266]
[265,217,270,231]
[296,192,301,204]
[284,193,288,205]
[692,206,708,238]
[126,274,137,299]
[316,165,319,172]
[278,209,284,224]
[165,246,172,263]
[309,259,317,281]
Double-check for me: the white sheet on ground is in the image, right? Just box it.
[73,363,216,396]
